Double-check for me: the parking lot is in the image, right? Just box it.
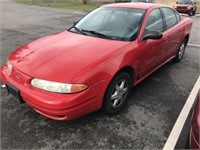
[1,1,200,149]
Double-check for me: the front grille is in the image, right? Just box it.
[177,7,187,9]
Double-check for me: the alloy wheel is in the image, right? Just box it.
[178,42,185,59]
[110,79,128,108]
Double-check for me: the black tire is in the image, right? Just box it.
[172,39,186,63]
[188,10,193,16]
[102,72,132,115]
[193,10,196,16]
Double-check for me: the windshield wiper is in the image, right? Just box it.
[81,29,113,39]
[70,26,86,35]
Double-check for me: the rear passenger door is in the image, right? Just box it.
[161,7,183,57]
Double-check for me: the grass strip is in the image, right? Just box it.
[17,0,100,10]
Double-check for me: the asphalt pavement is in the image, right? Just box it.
[0,1,200,149]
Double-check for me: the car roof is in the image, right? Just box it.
[102,2,162,10]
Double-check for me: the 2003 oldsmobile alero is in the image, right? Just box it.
[0,3,192,120]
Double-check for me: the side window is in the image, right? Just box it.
[145,9,164,32]
[162,7,178,29]
[175,11,181,22]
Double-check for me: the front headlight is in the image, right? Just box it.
[7,60,12,72]
[187,6,192,9]
[31,78,88,93]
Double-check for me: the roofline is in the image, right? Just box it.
[101,2,171,10]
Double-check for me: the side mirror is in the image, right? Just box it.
[142,30,163,41]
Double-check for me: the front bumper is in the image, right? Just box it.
[176,9,192,14]
[1,64,110,120]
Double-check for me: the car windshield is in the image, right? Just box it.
[179,0,193,4]
[69,7,145,41]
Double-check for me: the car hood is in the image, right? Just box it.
[176,4,192,7]
[9,31,130,83]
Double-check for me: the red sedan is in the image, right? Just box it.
[0,3,192,120]
[189,90,200,149]
[175,0,197,16]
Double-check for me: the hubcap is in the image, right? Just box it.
[178,42,185,59]
[110,80,128,108]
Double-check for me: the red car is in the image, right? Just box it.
[175,0,197,16]
[188,90,200,149]
[0,3,192,120]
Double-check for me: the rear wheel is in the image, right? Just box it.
[102,72,132,115]
[172,39,186,63]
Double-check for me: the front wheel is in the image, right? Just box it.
[188,10,194,16]
[172,39,186,63]
[102,72,132,115]
[193,10,196,15]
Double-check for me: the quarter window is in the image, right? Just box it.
[162,7,177,28]
[145,9,164,32]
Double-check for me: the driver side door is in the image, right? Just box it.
[138,8,168,78]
